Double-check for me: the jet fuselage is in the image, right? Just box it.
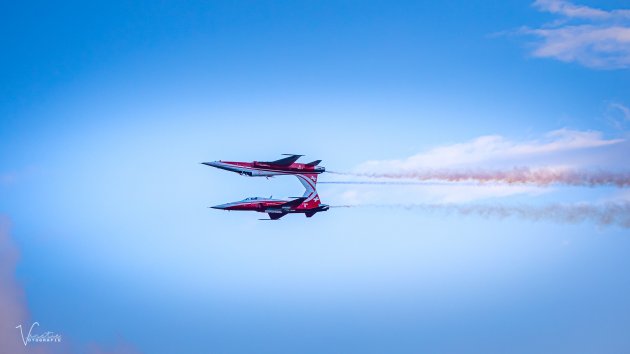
[202,160,324,177]
[212,197,330,219]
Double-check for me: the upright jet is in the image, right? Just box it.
[202,154,325,177]
[211,173,329,220]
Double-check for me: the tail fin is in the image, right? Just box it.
[262,154,303,166]
[295,174,320,209]
[305,160,322,166]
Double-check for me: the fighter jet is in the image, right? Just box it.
[202,154,324,177]
[211,174,329,220]
[211,196,330,220]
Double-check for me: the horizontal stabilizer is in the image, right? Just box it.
[262,154,303,166]
[305,160,322,166]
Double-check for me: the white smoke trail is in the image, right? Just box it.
[320,181,466,186]
[328,167,630,188]
[334,202,630,228]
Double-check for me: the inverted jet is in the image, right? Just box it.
[202,154,324,177]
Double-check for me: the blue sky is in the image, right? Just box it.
[1,1,630,353]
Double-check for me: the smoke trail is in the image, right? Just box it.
[320,181,465,186]
[335,202,630,228]
[328,167,630,188]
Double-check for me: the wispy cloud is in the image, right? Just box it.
[0,217,48,354]
[331,127,629,217]
[523,0,630,69]
[353,128,622,171]
[611,103,630,120]
[606,102,630,130]
[533,0,630,21]
[326,129,627,205]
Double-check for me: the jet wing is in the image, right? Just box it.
[262,154,303,166]
[280,197,307,208]
[267,212,287,220]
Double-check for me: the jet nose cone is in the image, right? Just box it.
[202,161,219,167]
[211,203,229,210]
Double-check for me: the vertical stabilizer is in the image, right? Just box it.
[295,174,320,208]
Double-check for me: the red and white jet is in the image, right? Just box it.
[202,154,325,177]
[211,174,328,220]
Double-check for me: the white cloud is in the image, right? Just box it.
[610,103,630,121]
[356,128,622,171]
[0,217,49,354]
[606,102,630,130]
[533,0,630,21]
[524,0,630,69]
[325,129,625,204]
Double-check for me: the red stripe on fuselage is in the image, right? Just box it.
[219,161,322,173]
